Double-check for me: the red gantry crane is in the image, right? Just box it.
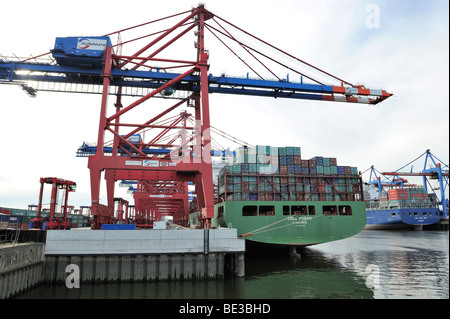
[0,5,392,229]
[30,177,76,230]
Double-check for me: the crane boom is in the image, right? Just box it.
[0,60,391,104]
[383,171,449,177]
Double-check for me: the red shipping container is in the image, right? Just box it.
[388,189,407,199]
[0,209,11,215]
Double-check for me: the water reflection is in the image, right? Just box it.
[308,230,449,299]
[244,252,374,299]
[15,277,246,299]
[14,230,448,299]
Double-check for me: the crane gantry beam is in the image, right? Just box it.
[0,60,392,104]
[383,171,449,177]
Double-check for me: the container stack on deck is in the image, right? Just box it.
[383,187,431,202]
[217,146,363,202]
[375,187,436,209]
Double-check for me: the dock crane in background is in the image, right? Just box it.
[365,150,449,218]
[0,5,392,229]
[366,166,413,194]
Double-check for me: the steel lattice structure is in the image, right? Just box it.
[0,5,393,229]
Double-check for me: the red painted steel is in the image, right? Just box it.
[133,180,189,226]
[31,177,76,230]
[88,5,216,229]
[62,4,393,229]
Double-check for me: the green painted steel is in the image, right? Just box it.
[190,201,366,246]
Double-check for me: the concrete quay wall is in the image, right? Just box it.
[45,228,245,255]
[0,243,45,299]
[43,228,245,283]
[43,252,244,283]
[1,228,245,298]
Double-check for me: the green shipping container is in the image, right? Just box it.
[316,166,324,174]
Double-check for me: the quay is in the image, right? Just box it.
[0,227,245,299]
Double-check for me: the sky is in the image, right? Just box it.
[0,0,448,210]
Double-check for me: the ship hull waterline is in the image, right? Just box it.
[190,200,367,248]
[365,207,442,230]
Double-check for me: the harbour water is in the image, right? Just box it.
[13,230,449,300]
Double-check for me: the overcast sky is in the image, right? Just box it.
[0,0,448,210]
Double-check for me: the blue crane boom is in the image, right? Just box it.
[0,36,391,103]
[76,142,235,157]
[0,59,391,103]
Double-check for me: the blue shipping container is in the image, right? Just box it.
[101,224,136,230]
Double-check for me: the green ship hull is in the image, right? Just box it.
[190,200,367,246]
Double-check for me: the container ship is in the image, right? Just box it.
[190,145,367,249]
[364,184,442,230]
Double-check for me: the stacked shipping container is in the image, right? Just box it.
[0,207,90,229]
[381,187,431,202]
[217,146,363,202]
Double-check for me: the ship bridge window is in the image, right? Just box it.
[259,206,275,216]
[291,205,307,215]
[339,205,352,216]
[242,206,257,216]
[283,205,311,215]
[218,206,224,218]
[323,205,338,216]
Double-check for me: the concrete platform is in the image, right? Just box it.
[1,229,246,297]
[45,228,245,255]
[44,228,246,283]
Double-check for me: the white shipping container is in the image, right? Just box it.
[153,221,167,229]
